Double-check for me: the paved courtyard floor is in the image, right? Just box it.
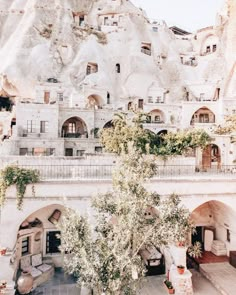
[31,268,220,295]
[200,262,236,295]
[138,269,220,295]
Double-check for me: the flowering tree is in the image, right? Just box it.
[59,146,194,294]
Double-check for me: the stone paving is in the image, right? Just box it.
[31,268,79,295]
[200,262,236,295]
[138,269,220,295]
[31,268,220,295]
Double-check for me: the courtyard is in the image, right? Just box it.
[31,268,221,295]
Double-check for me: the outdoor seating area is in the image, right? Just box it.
[20,254,54,289]
[139,245,165,276]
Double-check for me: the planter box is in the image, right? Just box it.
[163,280,175,294]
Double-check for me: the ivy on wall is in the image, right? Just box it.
[0,166,39,210]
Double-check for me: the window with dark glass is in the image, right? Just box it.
[22,236,30,256]
[227,229,230,242]
[20,148,28,156]
[40,121,48,133]
[46,231,61,254]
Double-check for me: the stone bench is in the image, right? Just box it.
[20,254,54,289]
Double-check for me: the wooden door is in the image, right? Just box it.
[202,145,211,170]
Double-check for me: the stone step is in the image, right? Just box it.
[199,263,235,295]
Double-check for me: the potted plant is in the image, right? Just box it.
[187,241,202,258]
[0,280,7,290]
[163,279,175,294]
[177,265,185,275]
[0,247,6,256]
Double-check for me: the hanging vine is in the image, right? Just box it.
[0,166,39,210]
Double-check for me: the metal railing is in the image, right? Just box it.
[15,165,236,181]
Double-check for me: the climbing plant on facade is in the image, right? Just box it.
[100,112,212,156]
[0,165,39,210]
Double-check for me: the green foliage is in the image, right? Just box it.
[214,114,236,134]
[187,241,202,258]
[100,112,211,156]
[59,146,195,294]
[164,280,174,289]
[0,166,39,210]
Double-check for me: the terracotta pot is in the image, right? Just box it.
[177,266,185,275]
[0,248,6,255]
[17,271,33,294]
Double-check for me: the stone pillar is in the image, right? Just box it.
[171,268,193,295]
[169,246,187,268]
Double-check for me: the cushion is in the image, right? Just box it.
[31,253,42,267]
[29,267,42,278]
[149,260,160,266]
[37,264,52,273]
[20,256,31,271]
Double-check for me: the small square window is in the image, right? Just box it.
[95,147,102,153]
[77,150,85,156]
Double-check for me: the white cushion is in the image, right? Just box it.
[149,259,160,266]
[30,267,42,278]
[37,264,52,273]
[22,267,42,279]
[31,253,42,267]
[20,256,31,271]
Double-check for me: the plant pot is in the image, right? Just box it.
[177,266,185,275]
[163,280,175,294]
[17,271,34,294]
[0,248,6,255]
[0,280,7,289]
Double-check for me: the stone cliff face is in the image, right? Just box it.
[0,0,234,101]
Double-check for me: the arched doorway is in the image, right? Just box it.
[61,117,88,138]
[86,94,103,109]
[157,129,168,136]
[202,144,221,170]
[148,109,165,124]
[190,200,236,258]
[12,204,66,284]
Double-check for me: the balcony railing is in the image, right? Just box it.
[141,48,151,56]
[14,165,236,181]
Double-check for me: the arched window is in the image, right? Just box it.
[116,63,120,73]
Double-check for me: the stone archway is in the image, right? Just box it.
[86,94,103,109]
[190,200,236,255]
[61,116,88,138]
[12,204,66,277]
[103,120,114,129]
[202,144,221,170]
[149,109,165,123]
[190,107,215,125]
